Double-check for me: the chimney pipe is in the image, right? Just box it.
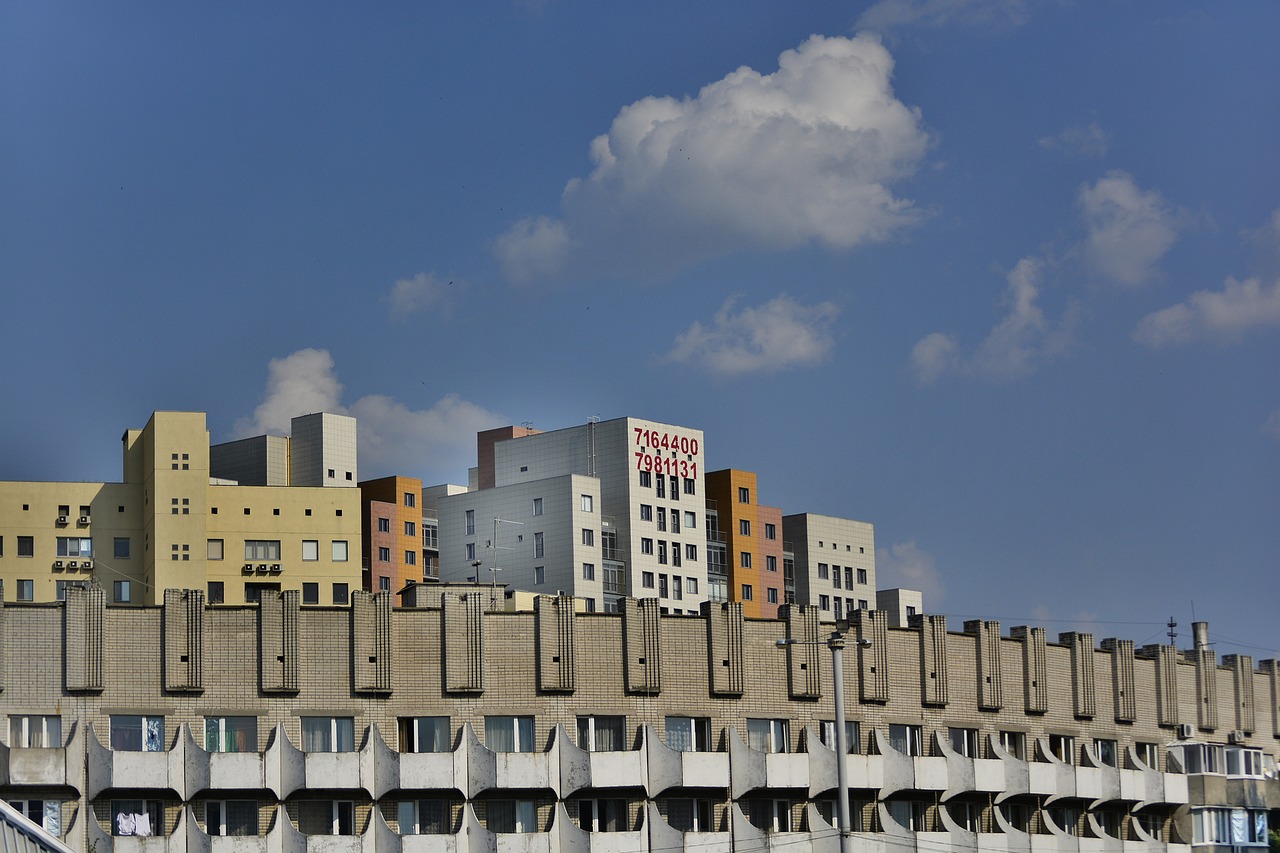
[1192,621,1209,651]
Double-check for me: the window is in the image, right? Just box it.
[207,539,223,560]
[404,492,416,508]
[465,510,475,535]
[819,720,860,754]
[110,715,165,752]
[682,477,695,495]
[738,487,750,503]
[404,521,416,536]
[641,538,654,555]
[1047,733,1075,764]
[205,717,257,752]
[379,576,391,591]
[672,576,682,598]
[332,583,349,604]
[205,800,258,837]
[833,568,841,589]
[581,528,594,546]
[17,579,34,601]
[1135,741,1160,770]
[656,507,666,531]
[670,512,680,534]
[844,567,853,587]
[858,599,869,610]
[9,799,61,836]
[244,540,280,561]
[766,555,777,572]
[658,574,669,597]
[582,563,595,580]
[686,577,698,593]
[399,717,450,753]
[534,566,544,584]
[56,537,92,557]
[889,724,923,757]
[1227,747,1264,778]
[639,471,652,488]
[299,801,355,836]
[887,800,927,832]
[533,532,544,558]
[486,800,536,833]
[671,543,682,568]
[642,571,654,589]
[640,504,652,521]
[208,582,224,604]
[655,476,665,498]
[485,716,535,752]
[685,543,697,561]
[747,799,791,832]
[766,587,778,604]
[110,799,162,836]
[669,476,678,499]
[302,540,319,561]
[819,594,830,609]
[906,605,917,617]
[18,536,33,557]
[423,523,437,548]
[949,727,979,758]
[740,551,751,568]
[113,537,131,559]
[1093,738,1117,767]
[578,799,627,832]
[1048,805,1079,836]
[405,550,416,565]
[378,517,390,533]
[10,715,62,748]
[1192,807,1268,845]
[331,540,348,561]
[581,494,593,512]
[746,718,788,753]
[398,800,449,835]
[301,717,355,752]
[817,563,829,579]
[665,716,711,752]
[857,568,867,585]
[738,520,751,537]
[764,523,776,539]
[577,715,625,751]
[302,583,319,605]
[378,546,390,562]
[112,581,131,603]
[465,543,476,561]
[658,541,667,564]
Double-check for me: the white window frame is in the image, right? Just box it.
[205,800,258,837]
[580,494,593,512]
[665,716,711,752]
[300,717,355,753]
[9,799,61,836]
[10,715,62,749]
[205,716,257,753]
[302,540,319,561]
[331,540,348,561]
[485,715,535,753]
[746,718,789,753]
[889,724,923,757]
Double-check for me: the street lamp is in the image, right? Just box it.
[776,631,870,853]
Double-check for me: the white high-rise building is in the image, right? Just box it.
[438,417,707,613]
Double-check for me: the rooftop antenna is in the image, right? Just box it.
[1166,617,1178,645]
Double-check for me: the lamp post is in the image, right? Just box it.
[776,630,866,853]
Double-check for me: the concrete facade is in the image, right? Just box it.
[1,586,1276,853]
[783,513,877,624]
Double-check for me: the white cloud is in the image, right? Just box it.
[1038,122,1109,158]
[876,541,945,607]
[1264,410,1280,442]
[664,295,839,376]
[387,272,453,319]
[911,257,1069,383]
[1077,171,1182,285]
[1133,276,1280,347]
[496,34,932,282]
[857,0,1029,33]
[235,349,505,482]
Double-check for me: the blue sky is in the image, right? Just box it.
[3,1,1277,656]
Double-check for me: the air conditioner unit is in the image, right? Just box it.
[256,564,268,572]
[1177,724,1195,739]
[1228,730,1246,744]
[56,515,68,525]
[53,560,64,569]
[81,560,93,570]
[269,564,282,574]
[79,516,91,524]
[243,564,254,574]
[67,561,77,569]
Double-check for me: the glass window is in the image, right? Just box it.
[299,801,355,836]
[378,547,390,562]
[110,715,165,752]
[110,799,162,836]
[205,800,258,837]
[739,519,750,536]
[399,717,450,753]
[405,521,416,536]
[486,800,536,833]
[738,487,750,503]
[302,540,319,561]
[331,540,348,561]
[207,539,223,560]
[1047,733,1075,764]
[578,798,628,833]
[746,718,788,753]
[764,523,776,539]
[485,715,535,752]
[244,540,280,561]
[577,715,625,752]
[949,727,979,758]
[17,536,33,557]
[534,532,544,558]
[302,583,318,605]
[682,477,695,495]
[398,800,449,835]
[301,717,355,752]
[889,724,923,757]
[207,582,224,604]
[581,494,593,512]
[18,579,35,601]
[465,510,475,536]
[10,715,62,748]
[9,799,61,836]
[999,730,1026,759]
[665,716,711,752]
[378,517,390,533]
[819,720,860,754]
[582,563,595,580]
[205,717,257,752]
[333,583,349,604]
[640,504,652,521]
[582,528,594,546]
[740,552,751,568]
[741,584,753,600]
[1093,738,1117,767]
[114,537,131,559]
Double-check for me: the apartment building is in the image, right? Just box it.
[0,587,1275,852]
[784,512,876,623]
[358,476,425,594]
[704,469,785,618]
[0,411,363,606]
[438,418,708,614]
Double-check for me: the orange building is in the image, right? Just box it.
[705,469,785,618]
[359,475,424,594]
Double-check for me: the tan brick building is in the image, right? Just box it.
[1,585,1276,852]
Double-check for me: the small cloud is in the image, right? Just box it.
[1030,604,1053,623]
[1038,122,1109,158]
[1263,409,1280,442]
[911,256,1070,383]
[235,349,506,482]
[856,0,1030,33]
[876,541,945,607]
[1077,171,1182,286]
[387,272,453,319]
[664,295,839,377]
[1134,276,1280,347]
[495,33,932,282]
